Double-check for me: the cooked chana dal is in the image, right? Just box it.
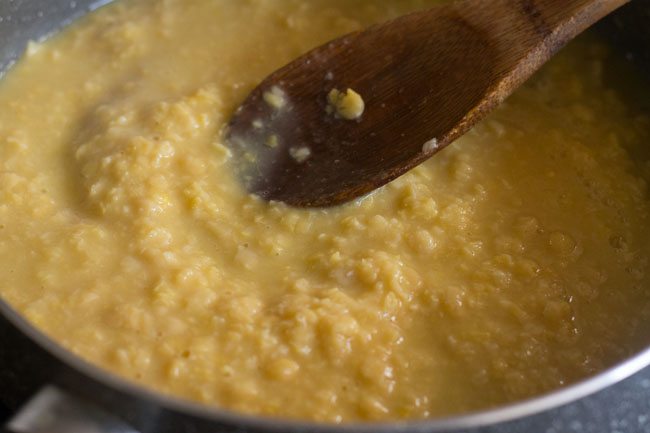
[0,0,650,423]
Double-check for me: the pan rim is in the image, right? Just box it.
[2,297,650,432]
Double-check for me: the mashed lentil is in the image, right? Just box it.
[0,0,649,423]
[327,88,365,120]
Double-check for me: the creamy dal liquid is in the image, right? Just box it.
[0,0,649,422]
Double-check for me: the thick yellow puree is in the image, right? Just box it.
[0,0,649,423]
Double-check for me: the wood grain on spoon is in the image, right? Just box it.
[226,0,628,208]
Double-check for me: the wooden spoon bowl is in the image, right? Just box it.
[226,0,628,208]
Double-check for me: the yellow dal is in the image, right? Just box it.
[0,0,650,423]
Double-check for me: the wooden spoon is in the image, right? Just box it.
[226,0,627,208]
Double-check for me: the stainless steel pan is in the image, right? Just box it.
[1,1,649,432]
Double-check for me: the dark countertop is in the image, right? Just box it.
[481,367,650,433]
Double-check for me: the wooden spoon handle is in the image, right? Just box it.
[458,0,629,81]
[439,0,629,148]
[518,0,629,33]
